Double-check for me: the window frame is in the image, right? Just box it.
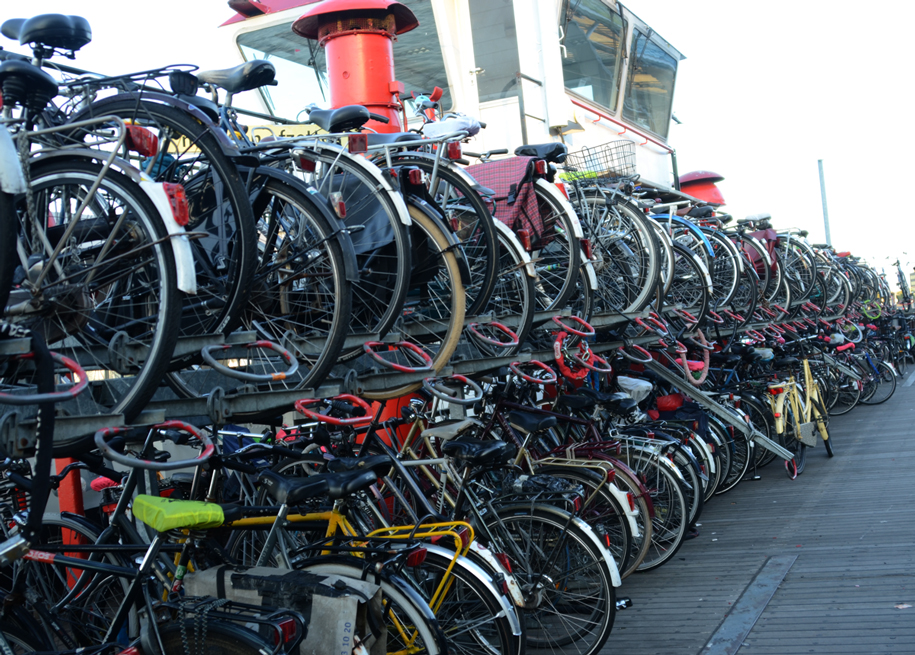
[621,26,679,140]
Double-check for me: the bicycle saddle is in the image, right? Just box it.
[772,356,799,369]
[0,60,59,109]
[686,205,714,218]
[709,352,741,366]
[366,132,417,146]
[554,394,596,412]
[2,14,91,51]
[307,105,370,133]
[421,418,482,442]
[507,411,557,434]
[326,454,393,477]
[441,436,513,466]
[197,60,277,95]
[257,468,377,505]
[513,142,567,164]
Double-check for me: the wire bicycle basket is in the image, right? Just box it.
[561,140,638,184]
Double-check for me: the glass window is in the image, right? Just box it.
[469,0,521,103]
[235,0,451,119]
[622,29,678,138]
[561,0,626,111]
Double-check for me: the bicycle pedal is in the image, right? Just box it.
[798,422,817,447]
[616,597,633,611]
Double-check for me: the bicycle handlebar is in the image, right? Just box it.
[94,421,214,471]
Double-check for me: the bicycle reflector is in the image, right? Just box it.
[328,192,346,218]
[293,153,316,172]
[581,238,593,260]
[534,160,548,175]
[517,229,532,251]
[406,547,428,567]
[272,618,299,646]
[347,133,368,154]
[408,168,424,186]
[162,183,189,226]
[124,125,159,158]
[446,141,461,160]
[495,552,513,573]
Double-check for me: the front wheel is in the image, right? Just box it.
[811,395,832,457]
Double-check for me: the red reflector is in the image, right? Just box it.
[348,133,368,154]
[604,533,611,548]
[388,168,398,179]
[517,229,532,251]
[406,547,427,567]
[534,160,547,175]
[773,412,781,418]
[769,387,783,395]
[162,183,190,226]
[295,155,316,172]
[555,181,569,198]
[408,168,423,185]
[572,496,583,512]
[626,492,635,512]
[456,527,470,550]
[117,648,141,655]
[580,238,592,260]
[125,125,159,158]
[495,552,512,573]
[447,141,462,160]
[272,618,298,645]
[329,191,346,218]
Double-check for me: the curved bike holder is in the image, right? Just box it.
[743,329,766,343]
[551,315,596,337]
[617,343,653,364]
[94,421,214,471]
[295,394,374,426]
[781,322,797,333]
[705,310,725,325]
[569,349,613,373]
[363,341,434,373]
[422,375,485,406]
[771,304,789,317]
[200,341,299,383]
[670,308,699,325]
[467,321,519,348]
[722,309,745,323]
[509,360,558,385]
[0,351,88,406]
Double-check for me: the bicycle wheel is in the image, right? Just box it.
[156,618,275,655]
[403,548,518,655]
[298,558,447,655]
[742,395,777,469]
[69,99,257,341]
[488,504,615,655]
[781,402,807,477]
[361,201,465,401]
[168,174,352,397]
[573,194,659,313]
[859,360,896,405]
[663,242,711,323]
[292,143,411,360]
[532,179,582,311]
[8,159,179,421]
[387,155,499,315]
[703,228,741,307]
[626,449,689,572]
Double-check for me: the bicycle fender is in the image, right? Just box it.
[240,164,360,283]
[305,140,412,225]
[581,259,598,291]
[69,91,241,158]
[652,215,716,258]
[466,540,528,610]
[140,180,197,294]
[425,544,523,636]
[493,221,537,278]
[534,178,584,238]
[773,391,788,434]
[498,503,622,588]
[0,127,26,194]
[57,511,103,538]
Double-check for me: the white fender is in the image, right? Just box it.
[0,127,27,194]
[534,178,584,238]
[492,221,537,278]
[139,181,197,294]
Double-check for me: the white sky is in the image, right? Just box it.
[8,0,915,279]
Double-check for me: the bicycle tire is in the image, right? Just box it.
[825,366,861,416]
[361,201,466,400]
[782,402,807,477]
[68,98,257,342]
[663,242,711,324]
[10,159,179,421]
[531,179,582,311]
[488,504,615,655]
[403,547,519,655]
[811,395,832,457]
[859,360,896,405]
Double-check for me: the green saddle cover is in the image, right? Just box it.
[132,495,225,532]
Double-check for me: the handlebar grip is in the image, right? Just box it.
[368,113,390,124]
[328,399,366,417]
[220,459,260,475]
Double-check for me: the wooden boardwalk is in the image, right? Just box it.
[605,375,915,655]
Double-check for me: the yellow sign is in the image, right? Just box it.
[164,124,326,155]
